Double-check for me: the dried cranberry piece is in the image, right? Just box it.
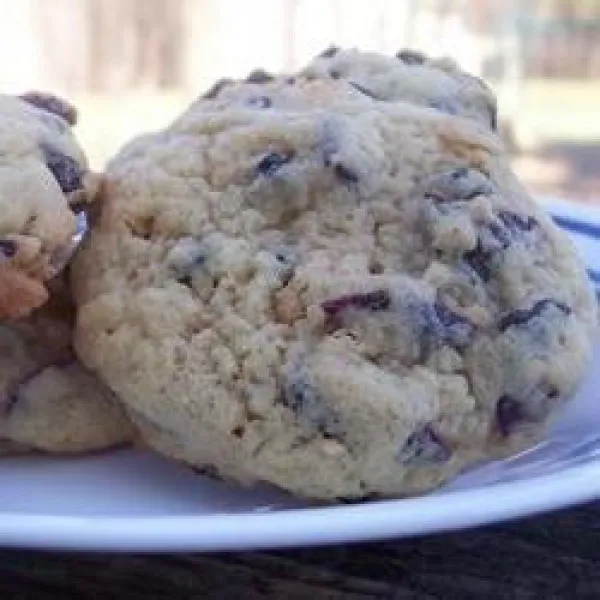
[321,289,391,319]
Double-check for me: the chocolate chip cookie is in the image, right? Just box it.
[0,92,97,320]
[73,68,596,499]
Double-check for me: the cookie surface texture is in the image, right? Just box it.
[300,47,498,131]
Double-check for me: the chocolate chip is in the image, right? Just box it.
[463,240,495,281]
[321,289,391,319]
[275,249,294,265]
[0,240,16,258]
[201,78,234,100]
[410,298,475,354]
[333,163,359,183]
[488,211,539,251]
[397,425,450,464]
[231,425,245,438]
[169,241,207,288]
[284,77,296,85]
[246,69,274,84]
[274,244,299,266]
[322,291,474,353]
[267,244,299,285]
[41,145,82,194]
[19,91,77,126]
[489,223,511,250]
[488,103,498,131]
[496,385,561,437]
[336,492,381,504]
[484,211,538,252]
[462,210,538,282]
[497,211,538,233]
[323,148,359,183]
[348,81,380,100]
[1,388,20,416]
[284,377,314,413]
[319,45,340,58]
[496,395,525,437]
[329,69,341,79]
[498,299,571,333]
[176,274,192,288]
[247,96,272,108]
[320,118,362,184]
[193,465,221,481]
[433,300,475,349]
[256,151,294,177]
[283,374,343,438]
[426,168,494,203]
[396,49,426,65]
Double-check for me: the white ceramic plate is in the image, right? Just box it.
[0,198,598,552]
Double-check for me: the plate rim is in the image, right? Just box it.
[1,459,599,552]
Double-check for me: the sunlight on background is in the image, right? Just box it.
[0,0,597,204]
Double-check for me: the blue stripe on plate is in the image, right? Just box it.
[551,214,600,240]
[547,210,600,292]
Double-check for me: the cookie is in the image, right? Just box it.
[73,74,596,499]
[299,47,498,131]
[0,276,134,454]
[0,92,98,320]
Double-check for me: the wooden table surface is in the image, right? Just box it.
[0,501,598,599]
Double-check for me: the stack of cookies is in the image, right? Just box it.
[2,48,596,500]
[0,92,133,454]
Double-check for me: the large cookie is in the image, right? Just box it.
[0,92,97,320]
[0,276,134,454]
[73,74,596,499]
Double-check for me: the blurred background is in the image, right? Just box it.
[1,0,598,206]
